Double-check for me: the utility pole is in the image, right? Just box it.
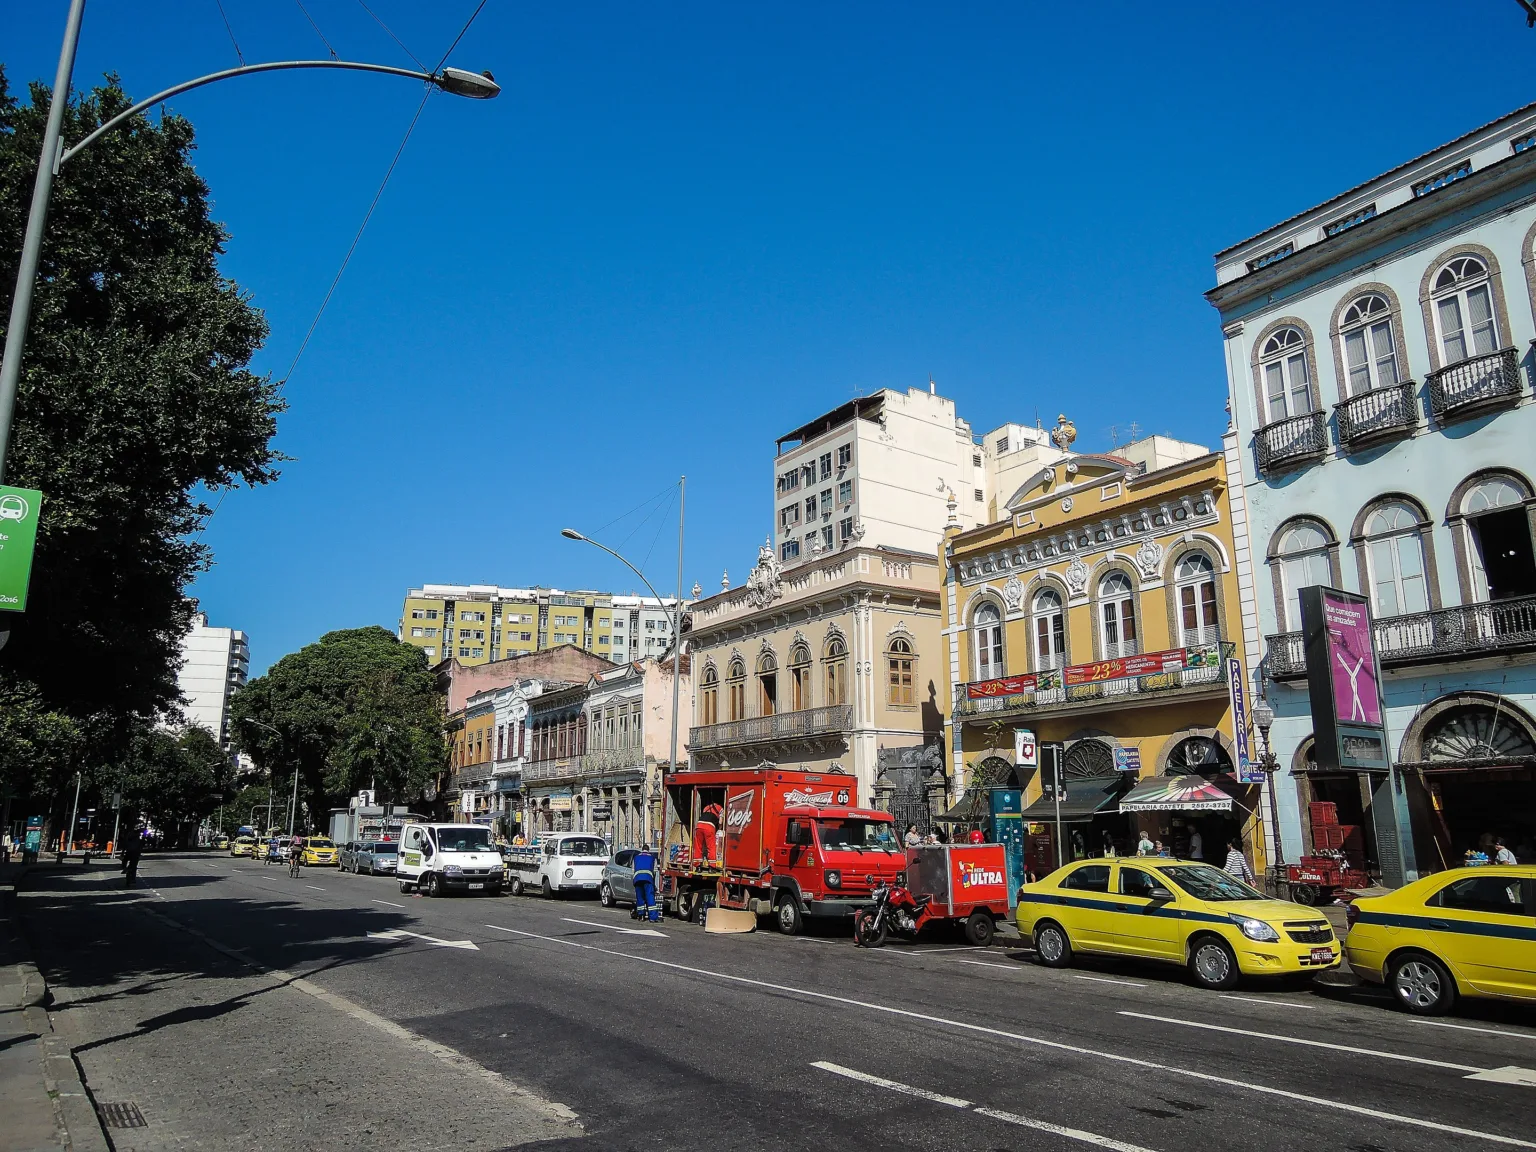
[667,475,686,846]
[65,770,82,856]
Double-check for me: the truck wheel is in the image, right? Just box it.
[1291,884,1320,906]
[775,893,802,936]
[422,872,442,898]
[676,890,695,923]
[510,875,524,897]
[964,910,996,947]
[398,880,414,894]
[541,877,554,899]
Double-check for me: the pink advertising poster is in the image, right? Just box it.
[1322,592,1380,725]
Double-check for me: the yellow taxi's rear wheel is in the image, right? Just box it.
[1189,935,1240,990]
[1033,921,1072,968]
[1388,951,1456,1016]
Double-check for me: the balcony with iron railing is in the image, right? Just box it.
[522,756,582,783]
[1265,593,1536,678]
[1335,381,1418,450]
[1255,411,1329,477]
[1427,347,1523,424]
[689,704,853,752]
[953,642,1233,721]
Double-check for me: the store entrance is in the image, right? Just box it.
[1426,768,1536,866]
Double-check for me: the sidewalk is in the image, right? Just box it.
[0,858,111,1152]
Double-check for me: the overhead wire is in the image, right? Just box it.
[356,0,428,71]
[294,0,341,59]
[213,0,245,65]
[433,0,491,74]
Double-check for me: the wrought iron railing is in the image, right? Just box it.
[1255,411,1328,475]
[1335,381,1417,448]
[1266,593,1536,677]
[953,642,1232,720]
[689,704,853,751]
[523,757,581,783]
[579,748,647,776]
[1426,348,1522,422]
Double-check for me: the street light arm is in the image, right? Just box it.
[569,534,672,611]
[59,60,493,167]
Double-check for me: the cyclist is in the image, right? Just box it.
[288,837,303,877]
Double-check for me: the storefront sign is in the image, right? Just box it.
[0,486,43,612]
[1227,657,1261,783]
[1112,747,1141,773]
[1013,728,1037,768]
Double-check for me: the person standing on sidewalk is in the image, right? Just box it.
[122,830,143,887]
[1222,838,1254,885]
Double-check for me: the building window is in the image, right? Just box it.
[973,601,1004,680]
[1431,256,1499,366]
[997,436,1009,454]
[974,488,984,502]
[789,644,811,711]
[822,526,834,550]
[837,444,852,469]
[1459,475,1536,603]
[778,469,801,493]
[411,627,424,638]
[1274,521,1332,631]
[726,659,746,721]
[805,495,818,520]
[1098,572,1139,658]
[838,480,852,505]
[459,647,471,657]
[1259,327,1312,422]
[973,453,983,468]
[824,637,848,706]
[426,609,438,619]
[1174,552,1219,645]
[780,504,800,531]
[820,452,832,480]
[1032,589,1064,671]
[1339,294,1400,396]
[1361,502,1430,617]
[411,609,425,619]
[780,540,800,562]
[757,652,778,716]
[598,635,609,645]
[887,637,915,706]
[838,517,854,542]
[821,488,833,512]
[802,464,815,487]
[423,647,435,659]
[472,648,484,658]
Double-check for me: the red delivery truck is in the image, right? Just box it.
[660,767,908,935]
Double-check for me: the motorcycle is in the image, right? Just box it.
[853,874,932,948]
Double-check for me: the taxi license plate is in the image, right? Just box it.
[468,882,484,890]
[1310,947,1333,963]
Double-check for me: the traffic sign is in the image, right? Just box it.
[0,486,42,612]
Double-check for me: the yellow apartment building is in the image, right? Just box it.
[942,437,1268,876]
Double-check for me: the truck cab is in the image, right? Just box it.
[771,806,907,930]
[395,823,505,897]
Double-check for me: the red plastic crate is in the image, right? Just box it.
[1313,824,1362,852]
[1309,802,1338,827]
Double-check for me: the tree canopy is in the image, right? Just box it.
[230,627,445,829]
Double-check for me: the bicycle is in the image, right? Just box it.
[289,851,302,878]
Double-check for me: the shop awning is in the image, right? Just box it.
[1022,775,1125,823]
[1118,776,1233,813]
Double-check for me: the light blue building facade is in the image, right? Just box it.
[1208,104,1536,886]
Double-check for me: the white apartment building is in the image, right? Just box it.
[608,595,685,663]
[175,612,249,750]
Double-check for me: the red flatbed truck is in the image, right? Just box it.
[660,767,908,935]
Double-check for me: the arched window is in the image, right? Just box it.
[824,636,848,707]
[700,666,719,726]
[887,637,915,706]
[972,601,1005,680]
[1098,572,1138,658]
[1259,327,1313,422]
[1362,502,1429,617]
[1432,256,1499,365]
[726,658,746,722]
[1174,552,1219,645]
[789,644,811,711]
[1032,588,1065,671]
[1421,705,1536,762]
[756,652,778,716]
[1339,293,1400,395]
[1166,736,1232,774]
[1459,474,1535,602]
[1275,522,1332,631]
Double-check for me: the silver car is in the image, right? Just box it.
[347,840,398,875]
[600,849,637,909]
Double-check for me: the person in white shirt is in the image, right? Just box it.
[1136,831,1155,857]
[1188,829,1204,861]
[1222,838,1254,884]
[1493,836,1517,866]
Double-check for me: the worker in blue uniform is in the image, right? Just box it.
[631,846,660,922]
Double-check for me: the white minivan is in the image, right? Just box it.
[396,823,505,897]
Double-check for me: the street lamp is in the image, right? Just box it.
[1250,694,1287,886]
[0,0,499,483]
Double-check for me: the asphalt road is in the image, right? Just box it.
[31,852,1536,1152]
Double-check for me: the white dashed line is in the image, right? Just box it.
[1070,974,1147,988]
[1220,994,1318,1010]
[953,959,1018,971]
[307,885,325,891]
[372,898,406,908]
[1415,1020,1536,1041]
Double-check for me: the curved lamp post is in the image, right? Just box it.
[0,0,500,482]
[1250,694,1287,888]
[239,716,290,837]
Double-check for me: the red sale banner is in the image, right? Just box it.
[1062,647,1189,687]
[966,674,1038,700]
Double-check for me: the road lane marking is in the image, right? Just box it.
[307,885,325,891]
[1117,1011,1486,1073]
[1219,994,1317,1010]
[1071,974,1146,988]
[480,922,1536,1147]
[1467,1067,1536,1087]
[1415,1020,1536,1041]
[560,917,667,938]
[366,928,478,951]
[953,959,1018,970]
[813,1061,1160,1152]
[372,898,406,909]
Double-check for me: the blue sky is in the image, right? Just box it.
[8,2,1534,674]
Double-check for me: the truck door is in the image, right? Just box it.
[722,788,764,872]
[776,819,812,873]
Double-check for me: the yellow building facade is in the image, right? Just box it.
[942,447,1268,876]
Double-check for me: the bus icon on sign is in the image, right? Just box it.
[0,494,27,522]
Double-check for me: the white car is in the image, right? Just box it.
[396,823,505,897]
[503,834,609,897]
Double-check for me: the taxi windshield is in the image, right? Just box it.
[307,838,334,849]
[1160,864,1263,902]
[816,819,899,851]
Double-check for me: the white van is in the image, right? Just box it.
[396,823,505,897]
[502,833,608,897]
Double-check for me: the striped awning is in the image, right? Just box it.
[1118,776,1233,813]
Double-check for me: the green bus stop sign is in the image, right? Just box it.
[0,486,43,612]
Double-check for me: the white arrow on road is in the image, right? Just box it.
[561,917,667,938]
[366,928,479,951]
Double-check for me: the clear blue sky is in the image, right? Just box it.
[8,2,1534,674]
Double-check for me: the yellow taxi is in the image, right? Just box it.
[1017,857,1339,990]
[1344,865,1536,1016]
[230,835,256,857]
[300,837,338,866]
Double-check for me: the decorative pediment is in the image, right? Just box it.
[745,539,784,609]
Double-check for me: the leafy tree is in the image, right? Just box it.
[0,68,283,726]
[119,724,233,846]
[230,627,445,829]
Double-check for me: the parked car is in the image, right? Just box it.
[600,849,637,908]
[230,836,255,857]
[349,841,398,876]
[214,834,230,850]
[338,840,360,871]
[1344,865,1536,1016]
[300,837,338,866]
[1017,858,1339,990]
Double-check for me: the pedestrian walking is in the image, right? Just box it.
[1222,838,1254,884]
[1188,828,1204,861]
[122,832,143,888]
[631,845,660,923]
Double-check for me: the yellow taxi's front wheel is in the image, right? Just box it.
[1189,935,1240,990]
[1388,951,1457,1016]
